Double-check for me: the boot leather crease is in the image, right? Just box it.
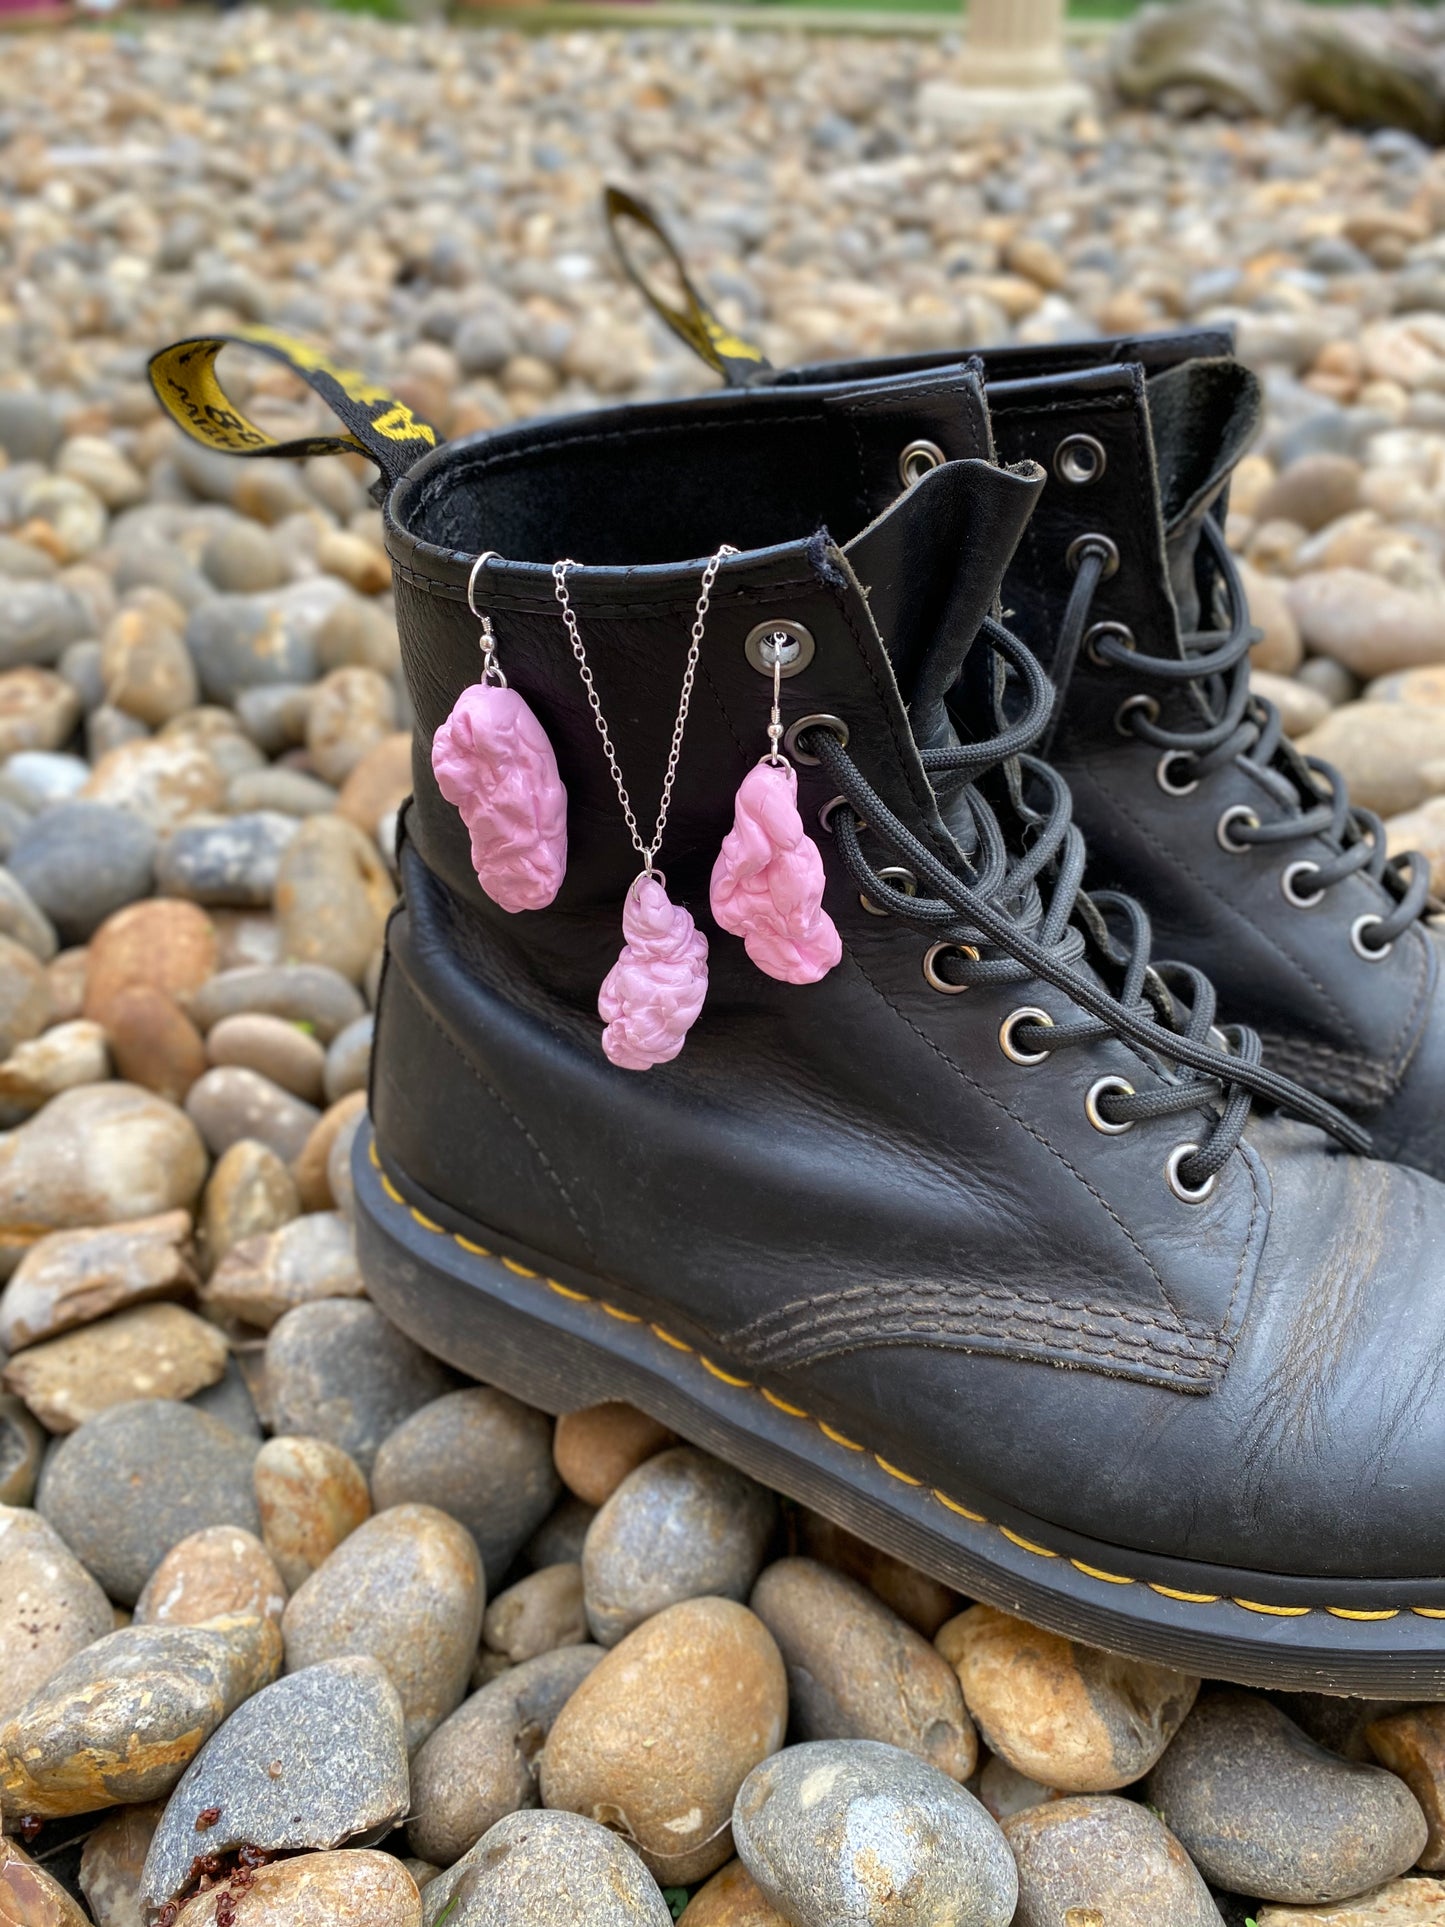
[354,364,1445,1693]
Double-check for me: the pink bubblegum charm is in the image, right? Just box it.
[711,759,842,985]
[598,874,709,1071]
[432,682,568,913]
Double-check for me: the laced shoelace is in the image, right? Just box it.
[1058,518,1434,955]
[803,614,1370,1194]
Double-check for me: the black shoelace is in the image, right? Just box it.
[802,615,1370,1193]
[1060,518,1433,954]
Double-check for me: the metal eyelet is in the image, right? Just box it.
[1166,1143,1218,1205]
[859,867,918,918]
[1350,914,1393,962]
[1216,805,1261,854]
[1066,533,1120,579]
[999,1007,1054,1066]
[1084,621,1135,669]
[899,439,946,488]
[744,619,815,678]
[1155,752,1199,797]
[1114,694,1159,739]
[922,942,980,993]
[1208,1024,1233,1056]
[1085,1074,1136,1135]
[817,795,857,836]
[1281,861,1326,909]
[784,714,849,766]
[1054,434,1108,486]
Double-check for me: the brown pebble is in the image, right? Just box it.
[290,1089,367,1212]
[104,982,209,1102]
[1368,1704,1445,1870]
[201,1139,300,1271]
[0,1208,197,1352]
[253,1433,371,1591]
[336,732,412,835]
[796,1509,959,1636]
[83,898,217,1030]
[133,1525,287,1629]
[684,1860,790,1927]
[2,1301,228,1431]
[553,1401,675,1506]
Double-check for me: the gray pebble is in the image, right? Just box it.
[227,764,340,817]
[36,1397,262,1605]
[0,866,58,960]
[482,1562,587,1665]
[185,595,319,704]
[421,1809,671,1927]
[154,812,297,907]
[8,800,157,941]
[113,542,215,613]
[0,1503,113,1726]
[0,535,57,580]
[185,1064,321,1162]
[523,1494,597,1571]
[189,1355,263,1439]
[188,961,365,1042]
[235,682,314,755]
[58,637,107,711]
[201,520,290,595]
[372,1386,560,1584]
[324,1012,373,1102]
[733,1740,1017,1927]
[139,1655,409,1913]
[1004,1795,1224,1927]
[0,797,29,861]
[87,703,150,760]
[265,1298,458,1474]
[0,581,93,670]
[0,393,63,465]
[1144,1689,1429,1904]
[0,748,90,811]
[327,1101,365,1219]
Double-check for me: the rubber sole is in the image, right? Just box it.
[354,1123,1445,1694]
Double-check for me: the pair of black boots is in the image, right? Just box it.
[154,207,1445,1693]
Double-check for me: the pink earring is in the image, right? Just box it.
[710,631,842,984]
[431,552,568,913]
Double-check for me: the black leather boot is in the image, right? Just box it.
[342,362,1445,1695]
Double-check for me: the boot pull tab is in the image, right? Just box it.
[603,185,771,388]
[147,325,442,494]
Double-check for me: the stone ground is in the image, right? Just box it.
[4,9,1445,1927]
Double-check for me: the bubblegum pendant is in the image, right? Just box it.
[711,758,842,984]
[598,873,709,1071]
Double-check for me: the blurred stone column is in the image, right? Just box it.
[920,0,1092,130]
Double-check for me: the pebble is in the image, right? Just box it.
[525,1495,599,1571]
[291,1088,367,1210]
[0,866,58,961]
[79,1801,163,1927]
[0,933,54,1058]
[0,1208,197,1352]
[0,666,80,757]
[316,596,401,678]
[139,1656,408,1914]
[227,764,340,817]
[938,1605,1198,1794]
[192,1355,263,1440]
[0,395,62,465]
[0,1836,91,1927]
[98,984,209,1104]
[185,1065,321,1162]
[281,1501,485,1749]
[172,1849,422,1926]
[1289,570,1445,678]
[265,1298,457,1474]
[0,582,92,671]
[420,1809,670,1927]
[795,1510,958,1636]
[336,733,412,836]
[538,1595,787,1884]
[0,1019,109,1125]
[132,1525,287,1630]
[2,1301,229,1431]
[1254,453,1363,531]
[99,595,198,726]
[155,814,297,908]
[732,1739,1017,1927]
[274,812,394,985]
[684,1861,791,1927]
[372,1386,560,1583]
[6,801,157,941]
[553,1402,677,1507]
[1144,1689,1430,1904]
[200,1139,300,1267]
[188,962,364,1043]
[1254,666,1332,737]
[750,1557,976,1778]
[184,596,319,704]
[82,898,217,1030]
[203,1211,361,1329]
[0,1393,46,1505]
[0,1612,282,1818]
[306,666,398,784]
[202,521,289,595]
[205,1011,326,1103]
[1004,1793,1224,1927]
[80,736,225,830]
[1254,1880,1445,1924]
[323,1012,373,1101]
[408,1643,604,1866]
[977,1756,1061,1823]
[0,1504,114,1726]
[483,1562,588,1664]
[252,1432,371,1590]
[1366,1704,1445,1869]
[235,682,313,755]
[36,1397,261,1605]
[1299,701,1445,815]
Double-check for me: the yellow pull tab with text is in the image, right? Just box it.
[604,186,770,388]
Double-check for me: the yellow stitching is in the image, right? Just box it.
[380,1172,404,1205]
[1001,1528,1059,1559]
[1326,1607,1401,1622]
[369,1139,380,1167]
[762,1388,809,1418]
[652,1325,694,1352]
[875,1456,923,1486]
[1149,1584,1222,1604]
[933,1490,988,1523]
[700,1356,752,1387]
[501,1257,538,1278]
[1071,1559,1134,1586]
[1414,1607,1445,1619]
[818,1422,864,1451]
[454,1235,491,1257]
[410,1207,443,1234]
[1232,1599,1312,1617]
[547,1279,592,1303]
[601,1302,642,1323]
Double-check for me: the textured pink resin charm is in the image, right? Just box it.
[432,683,567,913]
[710,759,842,984]
[598,874,709,1071]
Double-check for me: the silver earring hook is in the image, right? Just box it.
[467,549,501,622]
[467,550,507,688]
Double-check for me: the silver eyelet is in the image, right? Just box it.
[1281,861,1326,909]
[1054,434,1108,486]
[744,619,815,679]
[1208,1024,1234,1056]
[1156,751,1199,798]
[899,439,946,488]
[1084,620,1135,669]
[784,714,849,766]
[859,867,918,917]
[1000,1007,1054,1066]
[922,941,980,993]
[1066,533,1120,579]
[1114,694,1159,738]
[817,795,858,836]
[1216,805,1260,854]
[1166,1143,1218,1205]
[1085,1074,1136,1135]
[1350,914,1393,962]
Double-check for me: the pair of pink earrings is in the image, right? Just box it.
[430,558,841,1071]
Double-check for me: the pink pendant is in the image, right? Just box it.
[598,874,709,1071]
[431,683,568,913]
[710,760,842,985]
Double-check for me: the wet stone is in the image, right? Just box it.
[79,1800,163,1927]
[6,802,156,942]
[202,1212,361,1330]
[420,1808,671,1927]
[138,1656,408,1914]
[155,814,297,909]
[0,1613,282,1819]
[252,1433,371,1591]
[482,1563,587,1665]
[0,1505,114,1727]
[1144,1689,1430,1905]
[281,1502,485,1749]
[939,1604,1198,1793]
[172,1848,422,1926]
[552,1401,676,1507]
[1004,1794,1225,1927]
[132,1526,286,1630]
[0,1394,45,1505]
[1,1302,228,1432]
[0,1209,195,1354]
[750,1557,976,1778]
[36,1398,261,1606]
[733,1739,1017,1927]
[185,1065,320,1164]
[265,1299,458,1476]
[371,1386,557,1579]
[408,1643,603,1867]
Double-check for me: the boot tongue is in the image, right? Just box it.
[1146,357,1261,629]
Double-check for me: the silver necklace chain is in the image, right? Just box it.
[552,546,736,877]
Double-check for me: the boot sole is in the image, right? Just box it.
[354,1123,1445,1693]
